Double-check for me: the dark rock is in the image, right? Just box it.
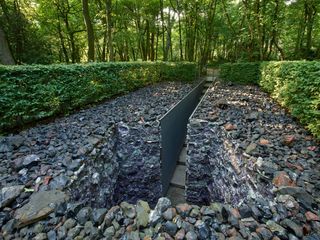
[57,226,67,239]
[67,159,82,171]
[76,207,92,225]
[164,221,178,237]
[162,207,176,221]
[256,226,273,240]
[22,154,40,168]
[0,185,24,208]
[103,226,115,239]
[239,204,252,218]
[186,230,198,240]
[66,202,85,218]
[195,221,210,240]
[277,187,315,210]
[281,219,303,238]
[49,175,69,190]
[2,219,17,235]
[240,217,259,231]
[92,208,107,225]
[266,220,287,239]
[0,141,12,153]
[149,197,171,225]
[33,223,44,233]
[0,210,11,226]
[67,225,81,238]
[63,218,77,230]
[251,206,263,220]
[247,112,259,121]
[288,233,300,240]
[55,202,67,216]
[304,234,320,240]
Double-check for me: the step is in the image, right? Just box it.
[170,165,186,188]
[206,76,214,82]
[166,186,185,205]
[178,147,187,165]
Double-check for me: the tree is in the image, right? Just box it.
[106,0,113,61]
[82,0,95,61]
[0,25,15,64]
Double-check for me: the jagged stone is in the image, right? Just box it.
[15,190,69,227]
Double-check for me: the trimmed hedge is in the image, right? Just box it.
[220,61,320,139]
[0,62,197,132]
[220,62,260,84]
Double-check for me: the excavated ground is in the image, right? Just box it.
[0,81,196,238]
[186,80,320,239]
[0,78,319,240]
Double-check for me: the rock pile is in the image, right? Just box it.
[186,80,320,238]
[2,196,320,239]
[0,82,195,238]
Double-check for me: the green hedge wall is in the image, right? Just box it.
[0,62,197,132]
[220,61,320,139]
[220,62,261,84]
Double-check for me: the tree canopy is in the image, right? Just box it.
[0,0,319,64]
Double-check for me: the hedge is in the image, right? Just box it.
[220,62,261,84]
[220,61,320,139]
[0,62,197,132]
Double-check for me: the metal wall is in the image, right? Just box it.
[160,80,205,195]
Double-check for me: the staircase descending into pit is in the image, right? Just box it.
[166,68,218,205]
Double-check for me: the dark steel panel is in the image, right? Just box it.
[160,80,205,195]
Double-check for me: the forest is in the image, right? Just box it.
[0,0,320,65]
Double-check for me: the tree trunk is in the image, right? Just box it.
[82,0,95,61]
[305,2,317,58]
[106,0,114,61]
[0,26,15,65]
[57,21,69,63]
[160,0,167,61]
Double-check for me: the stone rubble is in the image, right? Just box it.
[0,79,319,239]
[186,80,320,239]
[0,82,196,239]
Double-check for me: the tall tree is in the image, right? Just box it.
[106,0,114,61]
[0,25,15,64]
[82,0,95,61]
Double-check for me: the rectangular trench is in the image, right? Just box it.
[160,80,206,195]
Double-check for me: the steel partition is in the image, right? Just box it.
[160,80,205,195]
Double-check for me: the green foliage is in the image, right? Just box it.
[260,61,320,138]
[0,62,197,132]
[160,62,198,82]
[220,62,261,84]
[220,61,320,139]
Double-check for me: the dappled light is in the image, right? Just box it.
[0,0,320,239]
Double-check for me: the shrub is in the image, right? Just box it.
[260,61,320,138]
[0,62,198,132]
[220,61,320,139]
[160,62,198,82]
[220,62,260,84]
